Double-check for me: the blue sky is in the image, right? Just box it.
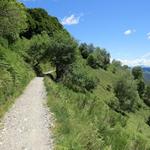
[19,0,150,66]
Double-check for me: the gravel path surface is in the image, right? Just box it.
[0,77,53,150]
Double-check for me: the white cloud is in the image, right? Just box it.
[147,32,150,40]
[118,53,150,67]
[124,29,136,35]
[61,14,81,25]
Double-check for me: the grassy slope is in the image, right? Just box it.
[0,44,34,118]
[45,57,150,150]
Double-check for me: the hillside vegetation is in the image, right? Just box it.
[0,38,34,117]
[1,0,150,149]
[45,50,150,150]
[0,0,67,116]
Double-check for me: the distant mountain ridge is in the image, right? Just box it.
[142,67,150,84]
[142,67,150,72]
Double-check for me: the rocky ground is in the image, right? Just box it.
[0,77,54,150]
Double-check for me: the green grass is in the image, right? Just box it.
[45,58,150,150]
[0,44,35,118]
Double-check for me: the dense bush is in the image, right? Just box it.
[21,8,63,39]
[87,47,110,70]
[63,64,99,93]
[0,44,34,116]
[1,0,150,149]
[132,66,143,80]
[11,33,51,76]
[113,76,140,112]
[136,80,145,98]
[79,43,94,59]
[143,85,150,106]
[87,54,98,69]
[132,66,145,98]
[109,59,123,74]
[46,31,78,81]
[0,0,27,43]
[45,75,150,150]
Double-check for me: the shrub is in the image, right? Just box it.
[132,66,143,80]
[143,85,150,106]
[63,65,99,93]
[87,54,98,69]
[0,44,34,115]
[79,43,94,59]
[136,80,145,98]
[87,47,110,70]
[113,76,139,112]
[47,31,78,81]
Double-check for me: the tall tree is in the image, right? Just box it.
[47,31,78,81]
[132,66,145,98]
[87,47,110,70]
[79,43,94,59]
[26,33,50,76]
[144,85,150,106]
[0,0,27,42]
[132,66,143,80]
[114,76,139,112]
[21,8,63,39]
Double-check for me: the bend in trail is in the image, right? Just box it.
[0,77,53,150]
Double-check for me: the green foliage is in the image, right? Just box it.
[95,48,110,70]
[45,78,105,149]
[143,85,150,106]
[0,0,27,42]
[45,72,150,150]
[11,33,51,76]
[0,37,8,48]
[63,64,99,93]
[132,66,143,80]
[136,80,145,98]
[132,66,145,98]
[113,75,139,112]
[21,8,63,39]
[0,44,34,117]
[44,49,150,149]
[1,1,150,149]
[87,47,110,70]
[79,43,94,59]
[27,33,50,75]
[87,54,98,69]
[109,59,122,74]
[47,31,78,80]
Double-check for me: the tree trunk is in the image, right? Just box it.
[33,63,43,77]
[55,64,65,82]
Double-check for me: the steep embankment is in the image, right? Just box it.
[0,77,53,150]
[45,58,150,150]
[0,43,34,117]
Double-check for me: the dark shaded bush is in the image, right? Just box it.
[136,80,145,98]
[143,85,150,106]
[146,116,150,126]
[21,8,63,39]
[79,43,94,59]
[0,44,34,111]
[87,54,98,69]
[132,66,143,80]
[63,65,99,93]
[113,76,139,112]
[87,47,110,70]
[46,31,78,81]
[0,37,8,48]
